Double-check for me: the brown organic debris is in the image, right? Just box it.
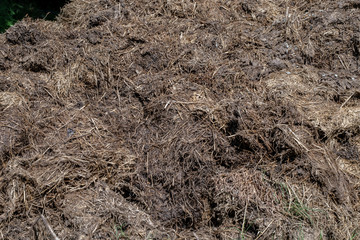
[1,0,360,239]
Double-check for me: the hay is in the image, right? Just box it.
[0,0,360,239]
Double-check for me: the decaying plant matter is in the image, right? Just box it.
[1,0,360,239]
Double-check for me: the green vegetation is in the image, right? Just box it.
[113,224,128,240]
[0,0,67,33]
[0,0,19,32]
[278,183,313,225]
[350,230,358,240]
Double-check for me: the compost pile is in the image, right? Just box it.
[1,0,360,239]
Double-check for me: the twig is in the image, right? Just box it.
[40,214,60,240]
[285,7,290,23]
[193,232,200,240]
[340,91,359,109]
[255,220,274,240]
[241,197,249,239]
[338,55,348,70]
[287,127,309,152]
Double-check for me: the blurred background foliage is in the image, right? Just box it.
[0,0,68,33]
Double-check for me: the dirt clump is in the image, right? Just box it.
[1,0,360,239]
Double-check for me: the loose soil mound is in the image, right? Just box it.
[1,0,360,239]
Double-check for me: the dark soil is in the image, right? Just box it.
[1,0,360,239]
